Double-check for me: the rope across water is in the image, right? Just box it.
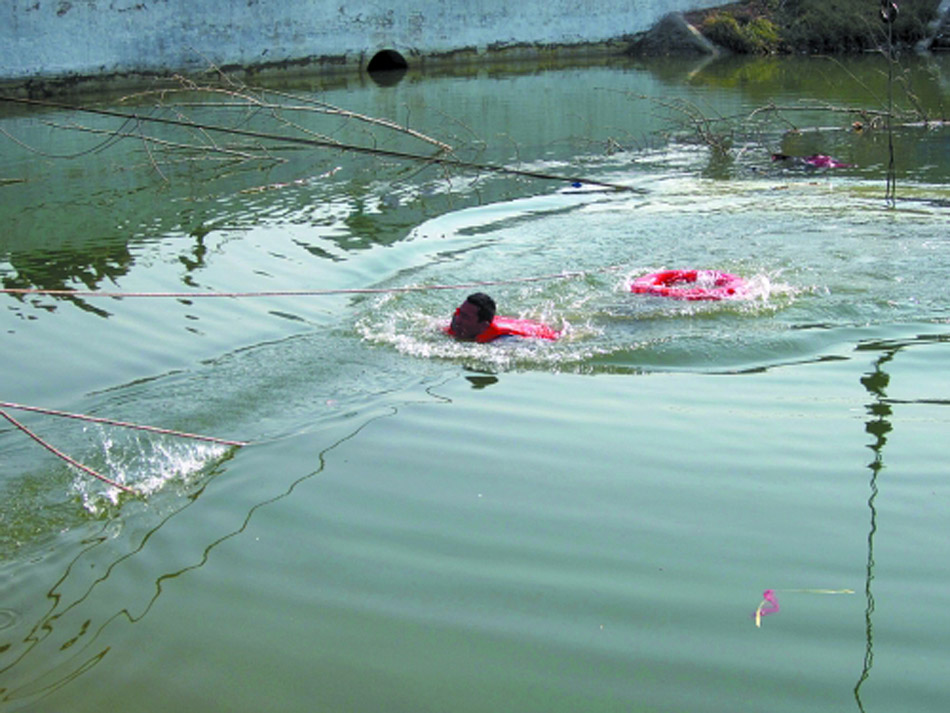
[0,402,248,497]
[0,408,139,494]
[2,269,625,493]
[0,269,611,299]
[0,401,247,447]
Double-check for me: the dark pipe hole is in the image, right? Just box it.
[367,50,408,86]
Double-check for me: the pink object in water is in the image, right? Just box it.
[803,154,852,168]
[754,589,780,627]
[771,152,852,169]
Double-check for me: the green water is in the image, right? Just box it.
[2,54,950,712]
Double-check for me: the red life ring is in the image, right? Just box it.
[630,270,747,301]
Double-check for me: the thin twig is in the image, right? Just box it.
[0,96,639,192]
[136,117,169,182]
[119,82,454,151]
[42,120,279,162]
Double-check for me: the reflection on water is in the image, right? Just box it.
[3,54,950,295]
[849,332,950,713]
[2,55,950,713]
[0,402,406,709]
[853,344,890,712]
[852,333,950,712]
[1,240,134,318]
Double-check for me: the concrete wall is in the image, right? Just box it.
[2,0,725,82]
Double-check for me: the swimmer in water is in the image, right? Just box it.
[448,292,498,341]
[446,293,560,342]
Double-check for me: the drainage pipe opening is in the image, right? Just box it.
[367,49,409,74]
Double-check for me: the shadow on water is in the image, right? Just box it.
[0,458,228,704]
[852,332,950,712]
[853,346,888,712]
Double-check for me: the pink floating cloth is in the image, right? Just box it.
[754,589,780,628]
[753,588,854,628]
[771,152,852,168]
[802,154,852,168]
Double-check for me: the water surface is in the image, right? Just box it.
[2,54,949,712]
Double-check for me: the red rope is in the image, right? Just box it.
[0,401,247,447]
[0,409,139,495]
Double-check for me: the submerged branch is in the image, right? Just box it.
[0,96,641,192]
[119,78,454,151]
[41,120,283,163]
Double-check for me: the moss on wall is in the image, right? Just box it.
[687,0,941,53]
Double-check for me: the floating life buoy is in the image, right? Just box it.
[630,269,747,301]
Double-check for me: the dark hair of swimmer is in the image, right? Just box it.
[466,292,496,322]
[450,292,496,340]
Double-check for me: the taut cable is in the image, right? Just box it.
[1,408,139,495]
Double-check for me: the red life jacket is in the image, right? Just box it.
[445,313,560,342]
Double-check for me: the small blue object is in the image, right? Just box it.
[571,181,583,188]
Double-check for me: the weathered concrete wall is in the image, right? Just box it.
[2,0,725,82]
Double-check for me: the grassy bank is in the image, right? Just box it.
[685,0,942,53]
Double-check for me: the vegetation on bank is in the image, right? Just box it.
[685,0,942,53]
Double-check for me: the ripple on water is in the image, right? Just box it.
[0,608,19,631]
[350,167,947,374]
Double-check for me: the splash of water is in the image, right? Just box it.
[73,428,229,514]
[353,265,801,374]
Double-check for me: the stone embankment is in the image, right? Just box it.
[0,0,726,92]
[4,0,950,96]
[629,1,950,56]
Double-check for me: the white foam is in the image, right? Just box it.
[73,430,229,514]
